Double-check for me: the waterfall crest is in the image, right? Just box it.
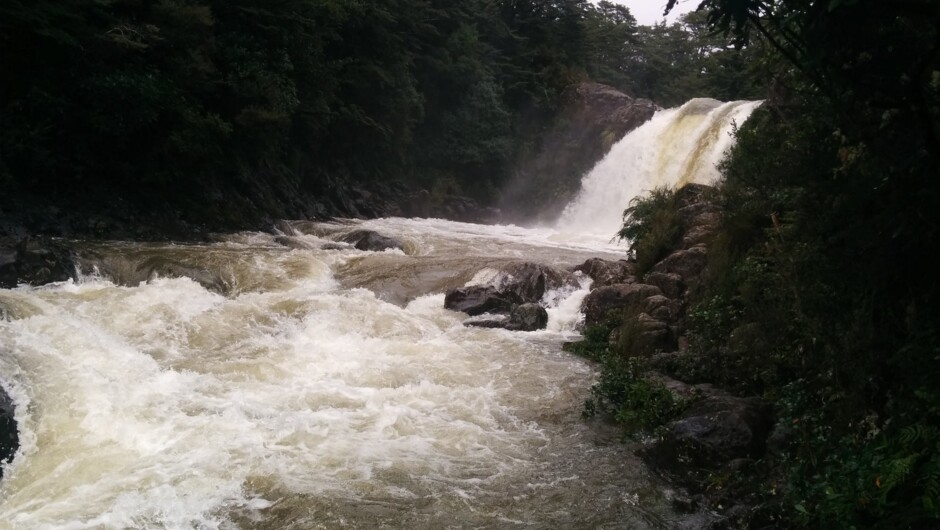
[556,98,762,237]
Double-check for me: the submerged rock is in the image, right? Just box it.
[464,303,548,332]
[341,230,404,252]
[0,384,18,479]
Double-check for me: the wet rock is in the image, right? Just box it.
[341,230,404,252]
[643,389,773,481]
[0,248,16,288]
[273,236,318,250]
[581,283,662,327]
[507,303,549,331]
[571,258,636,287]
[499,262,573,303]
[652,247,709,283]
[445,286,522,316]
[135,258,229,294]
[0,384,18,478]
[0,237,74,288]
[273,220,299,236]
[465,303,549,332]
[644,272,686,299]
[465,316,511,329]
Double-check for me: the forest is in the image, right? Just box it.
[0,0,761,232]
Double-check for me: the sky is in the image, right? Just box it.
[610,0,699,26]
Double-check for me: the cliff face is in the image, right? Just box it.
[499,82,658,224]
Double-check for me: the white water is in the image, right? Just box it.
[0,99,760,529]
[0,220,681,529]
[558,98,762,237]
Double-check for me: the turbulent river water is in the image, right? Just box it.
[0,99,757,529]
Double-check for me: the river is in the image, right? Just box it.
[0,99,758,529]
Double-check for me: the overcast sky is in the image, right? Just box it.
[608,0,699,26]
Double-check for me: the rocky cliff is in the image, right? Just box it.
[500,82,658,224]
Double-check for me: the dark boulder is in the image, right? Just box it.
[445,286,522,316]
[642,294,680,323]
[644,272,686,299]
[652,247,709,283]
[447,262,571,317]
[506,303,549,331]
[0,237,74,288]
[0,384,18,479]
[613,312,676,354]
[571,258,637,287]
[465,303,549,332]
[643,388,773,483]
[499,262,573,303]
[341,230,404,252]
[581,283,662,327]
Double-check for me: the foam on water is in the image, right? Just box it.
[0,222,677,529]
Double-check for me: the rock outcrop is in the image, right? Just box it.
[642,386,773,486]
[570,183,776,525]
[581,283,662,327]
[500,82,658,223]
[0,237,75,289]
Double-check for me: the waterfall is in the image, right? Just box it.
[556,98,762,237]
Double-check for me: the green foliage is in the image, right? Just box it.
[658,0,940,526]
[617,11,768,106]
[618,187,682,275]
[0,0,650,217]
[567,312,683,434]
[584,354,683,434]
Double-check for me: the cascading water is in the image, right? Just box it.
[0,98,759,529]
[557,98,762,237]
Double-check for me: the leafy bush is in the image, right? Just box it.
[618,187,682,275]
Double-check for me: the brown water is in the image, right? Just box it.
[0,217,688,529]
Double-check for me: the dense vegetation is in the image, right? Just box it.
[0,0,761,231]
[584,0,940,527]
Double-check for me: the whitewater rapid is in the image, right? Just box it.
[0,98,760,528]
[0,219,681,529]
